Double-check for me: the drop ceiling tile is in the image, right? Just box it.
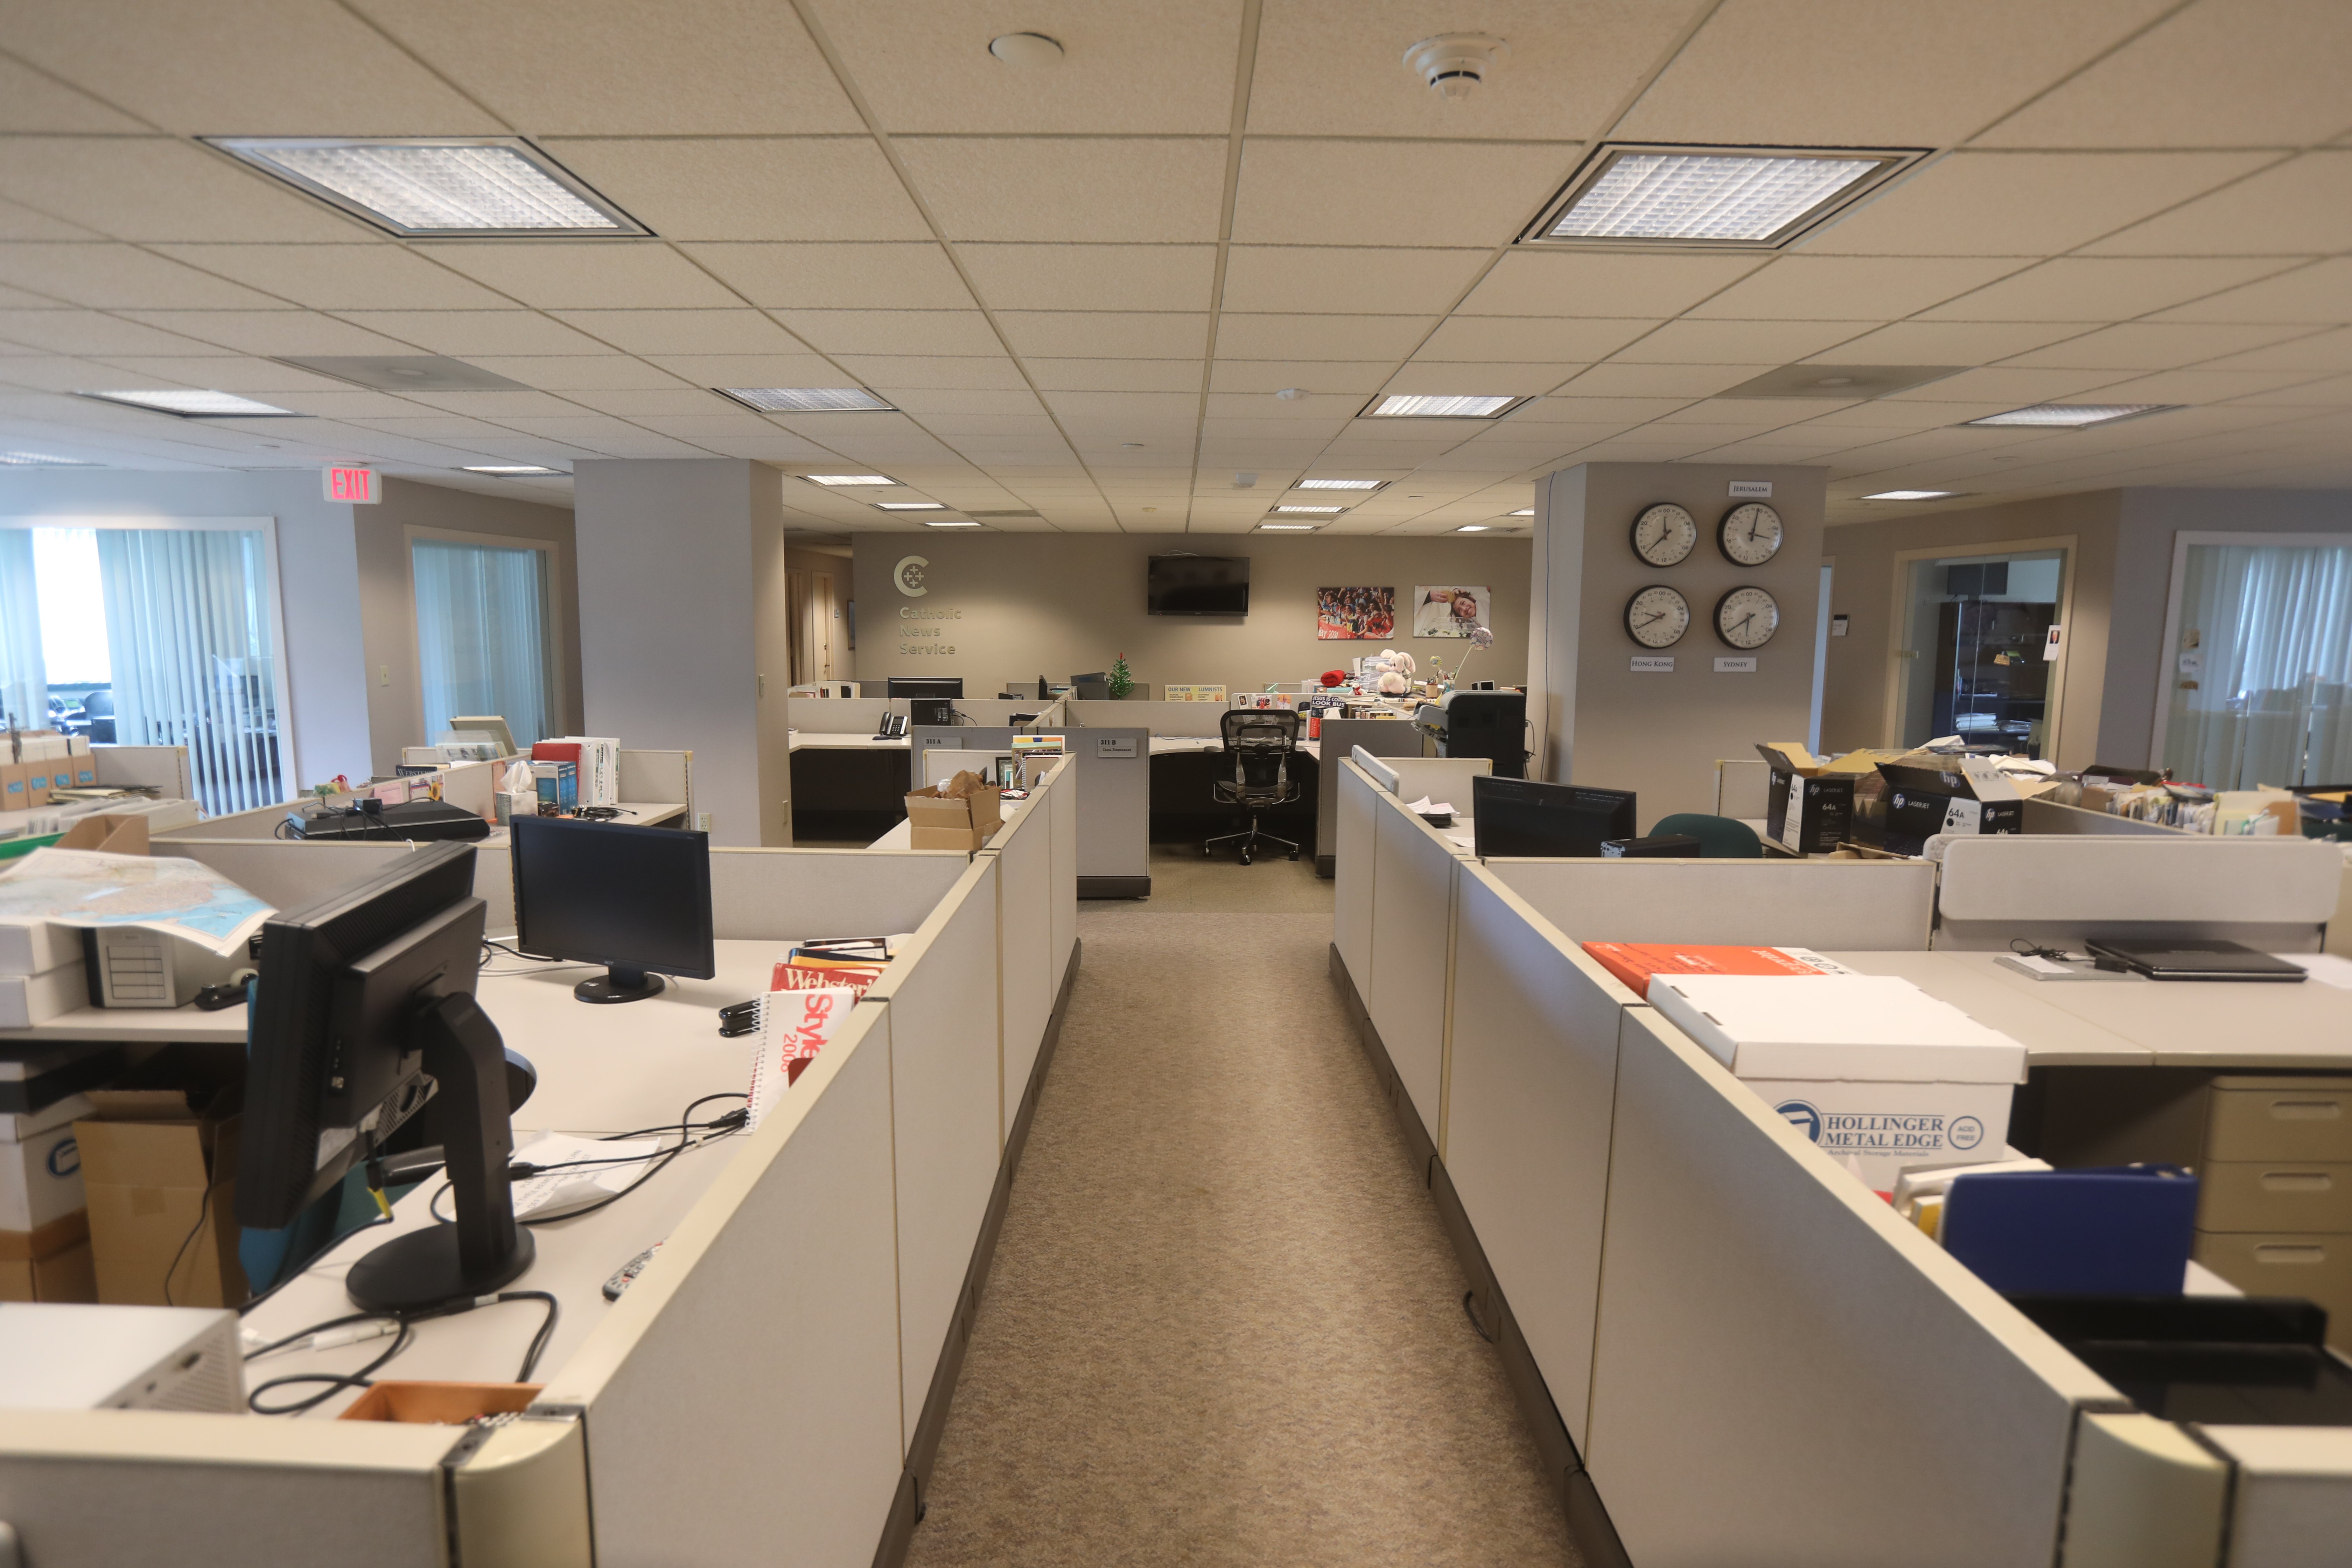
[1198,416,1350,440]
[2200,328,2352,373]
[1218,247,1490,316]
[1687,257,2029,322]
[911,414,1064,438]
[542,139,929,243]
[1614,320,1863,364]
[1037,390,1202,422]
[0,54,146,134]
[1556,362,1764,397]
[841,355,1032,390]
[882,388,1049,416]
[552,388,748,417]
[0,138,371,243]
[1804,320,2103,364]
[770,309,1004,357]
[0,199,100,243]
[1511,396,1689,424]
[145,244,511,312]
[462,356,687,390]
[332,312,630,357]
[397,389,598,419]
[1207,359,1395,394]
[678,243,978,311]
[343,415,533,442]
[266,388,451,419]
[352,0,863,134]
[814,0,1243,134]
[1616,0,2169,145]
[2082,152,2352,257]
[1920,258,2301,322]
[1230,140,1572,248]
[1457,252,1770,318]
[895,139,1227,244]
[83,354,355,392]
[2225,375,2352,405]
[0,356,139,394]
[1382,364,1575,398]
[2148,259,2352,325]
[993,312,1210,358]
[406,243,742,310]
[544,309,810,356]
[2075,368,2339,403]
[1204,390,1359,419]
[954,244,1217,314]
[1998,322,2318,371]
[113,310,418,356]
[1248,0,1696,140]
[1024,359,1202,393]
[1212,314,1434,360]
[1976,0,2352,148]
[1876,366,2124,403]
[1415,316,1658,364]
[0,244,288,310]
[1800,151,2276,257]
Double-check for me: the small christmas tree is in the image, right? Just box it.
[1107,653,1135,699]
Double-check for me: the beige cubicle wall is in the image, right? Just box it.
[0,760,1082,1568]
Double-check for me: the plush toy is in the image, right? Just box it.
[1360,647,1417,694]
[1320,669,1347,688]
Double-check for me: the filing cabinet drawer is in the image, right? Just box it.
[2194,1232,2352,1351]
[2198,1161,2352,1233]
[2206,1081,2352,1163]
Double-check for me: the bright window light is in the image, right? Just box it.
[1257,523,1319,532]
[0,452,95,466]
[718,387,895,413]
[1364,394,1524,419]
[1274,505,1344,514]
[1542,148,1894,244]
[875,502,945,510]
[924,518,982,528]
[1965,404,2173,428]
[1295,478,1384,491]
[1866,490,1959,501]
[463,464,565,476]
[81,389,297,417]
[802,474,897,487]
[209,138,640,236]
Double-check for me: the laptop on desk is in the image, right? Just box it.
[2083,938,2308,982]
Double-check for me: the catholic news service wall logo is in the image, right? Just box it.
[894,555,929,597]
[1776,1100,1822,1143]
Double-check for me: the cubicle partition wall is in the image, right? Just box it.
[1314,719,1426,875]
[0,763,1082,1568]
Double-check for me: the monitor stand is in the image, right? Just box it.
[575,964,665,1004]
[346,992,533,1312]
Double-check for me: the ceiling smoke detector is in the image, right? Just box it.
[989,32,1064,67]
[1403,34,1507,99]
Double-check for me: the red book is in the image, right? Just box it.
[1581,942,1847,999]
[530,741,582,765]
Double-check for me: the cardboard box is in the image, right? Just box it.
[1877,757,2025,846]
[0,1119,88,1232]
[0,762,25,811]
[904,774,1003,852]
[1758,744,1856,856]
[54,811,148,856]
[0,1210,98,1303]
[75,1046,246,1308]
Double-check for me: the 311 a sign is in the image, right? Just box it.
[324,465,380,504]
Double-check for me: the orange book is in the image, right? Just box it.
[1581,942,1847,999]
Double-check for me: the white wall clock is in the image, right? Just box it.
[1631,502,1698,567]
[1714,585,1779,649]
[1718,502,1784,567]
[1625,585,1691,648]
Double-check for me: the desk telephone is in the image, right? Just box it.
[873,713,908,740]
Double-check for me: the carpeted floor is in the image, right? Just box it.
[903,908,1579,1568]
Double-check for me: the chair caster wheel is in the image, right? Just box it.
[1240,852,1252,866]
[1288,852,1298,861]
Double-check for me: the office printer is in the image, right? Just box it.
[1414,691,1528,777]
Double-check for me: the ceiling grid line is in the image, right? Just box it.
[1184,0,1265,537]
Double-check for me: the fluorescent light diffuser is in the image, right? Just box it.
[875,502,945,510]
[924,518,981,528]
[82,389,297,417]
[1454,525,1492,533]
[209,138,641,237]
[1965,404,2173,429]
[1295,478,1384,491]
[802,474,896,487]
[1274,505,1344,514]
[1363,393,1525,419]
[718,387,895,413]
[0,452,96,466]
[1865,490,1959,501]
[1535,146,1903,246]
[1257,523,1319,532]
[1509,509,1534,516]
[463,464,565,476]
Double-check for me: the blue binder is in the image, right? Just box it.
[1942,1165,2199,1296]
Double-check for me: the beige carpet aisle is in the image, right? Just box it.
[903,907,1579,1568]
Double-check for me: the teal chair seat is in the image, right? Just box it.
[1648,812,1764,858]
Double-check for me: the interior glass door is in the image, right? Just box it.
[1894,548,2066,757]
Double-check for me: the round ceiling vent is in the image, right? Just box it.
[989,32,1064,67]
[1402,34,1507,98]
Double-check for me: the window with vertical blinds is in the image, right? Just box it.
[2163,541,2352,790]
[413,538,553,750]
[0,529,43,731]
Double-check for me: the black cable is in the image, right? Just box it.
[246,1320,414,1416]
[2010,937,2072,962]
[500,1291,560,1381]
[161,1181,215,1308]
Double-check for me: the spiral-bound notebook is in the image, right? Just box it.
[743,935,909,1127]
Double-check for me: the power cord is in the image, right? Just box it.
[243,1291,561,1415]
[2009,937,2074,962]
[425,1096,751,1227]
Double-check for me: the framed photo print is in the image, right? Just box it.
[1317,586,1395,640]
[1413,585,1491,638]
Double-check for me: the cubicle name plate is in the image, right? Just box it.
[1631,655,1674,673]
[1095,737,1137,758]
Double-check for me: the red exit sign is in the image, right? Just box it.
[324,465,380,504]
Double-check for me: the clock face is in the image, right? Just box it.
[1624,585,1691,648]
[1719,502,1784,567]
[1715,586,1779,649]
[1630,502,1698,567]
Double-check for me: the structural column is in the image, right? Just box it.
[573,459,792,846]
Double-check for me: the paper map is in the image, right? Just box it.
[0,847,273,955]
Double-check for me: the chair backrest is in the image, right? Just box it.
[1649,812,1764,859]
[1220,709,1300,801]
[82,691,115,718]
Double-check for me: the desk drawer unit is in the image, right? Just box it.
[2194,1233,2352,1330]
[2206,1079,2352,1164]
[2199,1162,2352,1234]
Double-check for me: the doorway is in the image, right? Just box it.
[1888,543,2072,758]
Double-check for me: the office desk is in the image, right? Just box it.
[791,734,913,842]
[1147,742,1319,847]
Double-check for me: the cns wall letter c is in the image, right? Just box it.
[893,555,929,597]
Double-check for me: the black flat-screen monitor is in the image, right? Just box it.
[512,816,715,1004]
[1471,777,1637,858]
[910,698,955,727]
[887,677,963,699]
[1148,555,1249,616]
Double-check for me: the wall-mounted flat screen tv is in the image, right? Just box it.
[1147,555,1249,616]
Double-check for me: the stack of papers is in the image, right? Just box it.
[1646,973,2027,1084]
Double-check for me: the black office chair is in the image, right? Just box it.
[1206,709,1301,865]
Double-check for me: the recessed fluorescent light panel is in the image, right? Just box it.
[1527,145,1916,249]
[0,452,96,466]
[1866,490,1960,501]
[1257,523,1320,532]
[1294,478,1385,491]
[1274,505,1344,514]
[924,518,982,528]
[1362,394,1527,419]
[801,474,897,487]
[1965,404,2174,428]
[875,502,945,511]
[1454,525,1492,533]
[1509,509,1534,517]
[717,387,895,413]
[463,464,566,476]
[81,389,297,417]
[208,137,644,237]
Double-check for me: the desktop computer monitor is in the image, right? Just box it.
[239,841,532,1310]
[1471,777,1637,858]
[909,697,956,727]
[887,677,963,700]
[1070,671,1110,700]
[511,816,714,1004]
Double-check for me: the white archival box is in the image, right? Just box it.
[1647,974,2028,1188]
[0,1303,243,1412]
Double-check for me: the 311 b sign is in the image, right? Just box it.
[323,465,380,504]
